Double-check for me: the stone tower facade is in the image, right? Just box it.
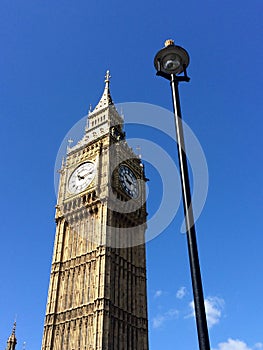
[41,72,149,350]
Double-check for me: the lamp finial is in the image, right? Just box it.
[164,39,175,47]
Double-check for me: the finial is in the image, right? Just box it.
[12,321,16,334]
[67,138,74,152]
[136,145,142,159]
[89,104,92,113]
[60,156,65,170]
[120,106,124,117]
[105,70,111,83]
[164,39,175,47]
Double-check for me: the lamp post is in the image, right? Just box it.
[154,39,211,350]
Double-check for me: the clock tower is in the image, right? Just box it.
[41,72,149,350]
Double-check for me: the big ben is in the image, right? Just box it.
[41,72,149,350]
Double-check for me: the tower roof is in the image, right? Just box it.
[6,322,17,350]
[68,70,123,154]
[91,70,113,113]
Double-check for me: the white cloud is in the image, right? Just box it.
[213,339,252,350]
[154,290,163,298]
[176,286,187,299]
[152,309,179,329]
[213,339,263,350]
[153,315,165,329]
[205,297,224,328]
[189,296,224,328]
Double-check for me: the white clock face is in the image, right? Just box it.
[68,162,96,194]
[119,165,139,198]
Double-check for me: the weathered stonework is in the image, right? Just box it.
[41,72,149,350]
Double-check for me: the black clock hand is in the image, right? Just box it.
[78,170,94,181]
[83,171,93,177]
[124,175,132,185]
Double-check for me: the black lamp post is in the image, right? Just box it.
[154,39,211,350]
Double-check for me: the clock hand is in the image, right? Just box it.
[78,170,94,181]
[124,174,133,185]
[82,171,93,177]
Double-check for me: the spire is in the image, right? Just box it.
[5,322,17,350]
[69,70,123,150]
[105,69,111,84]
[91,70,113,113]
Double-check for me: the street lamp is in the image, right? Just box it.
[154,39,211,350]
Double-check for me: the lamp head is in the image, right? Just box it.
[154,39,190,75]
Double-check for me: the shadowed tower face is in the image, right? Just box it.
[41,72,149,350]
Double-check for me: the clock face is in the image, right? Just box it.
[119,165,139,198]
[68,162,96,194]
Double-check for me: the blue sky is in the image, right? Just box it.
[1,0,263,349]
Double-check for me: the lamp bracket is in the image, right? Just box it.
[156,66,190,82]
